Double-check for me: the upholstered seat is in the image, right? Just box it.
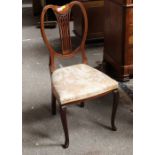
[52,64,118,104]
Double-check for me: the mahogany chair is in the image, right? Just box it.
[40,1,119,149]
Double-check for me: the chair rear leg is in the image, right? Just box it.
[51,93,56,115]
[59,106,69,148]
[111,89,119,131]
[80,101,85,108]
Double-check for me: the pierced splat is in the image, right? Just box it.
[55,11,72,55]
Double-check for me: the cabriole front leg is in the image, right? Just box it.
[111,89,119,131]
[59,106,69,148]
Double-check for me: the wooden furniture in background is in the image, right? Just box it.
[32,0,71,27]
[32,0,42,16]
[103,0,133,81]
[45,0,71,20]
[32,0,71,16]
[72,0,104,40]
[41,1,119,148]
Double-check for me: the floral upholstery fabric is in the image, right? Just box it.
[52,64,118,104]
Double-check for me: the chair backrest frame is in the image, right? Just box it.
[40,1,88,72]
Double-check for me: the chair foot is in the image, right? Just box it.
[62,142,69,149]
[51,93,56,115]
[79,102,85,108]
[59,106,69,148]
[111,89,119,131]
[111,126,117,131]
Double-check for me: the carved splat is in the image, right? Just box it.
[55,11,72,55]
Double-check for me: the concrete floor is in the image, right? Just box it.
[22,4,133,155]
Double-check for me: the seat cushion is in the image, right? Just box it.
[52,64,118,104]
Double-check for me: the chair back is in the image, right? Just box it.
[40,1,88,72]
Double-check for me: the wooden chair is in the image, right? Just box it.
[40,1,119,149]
